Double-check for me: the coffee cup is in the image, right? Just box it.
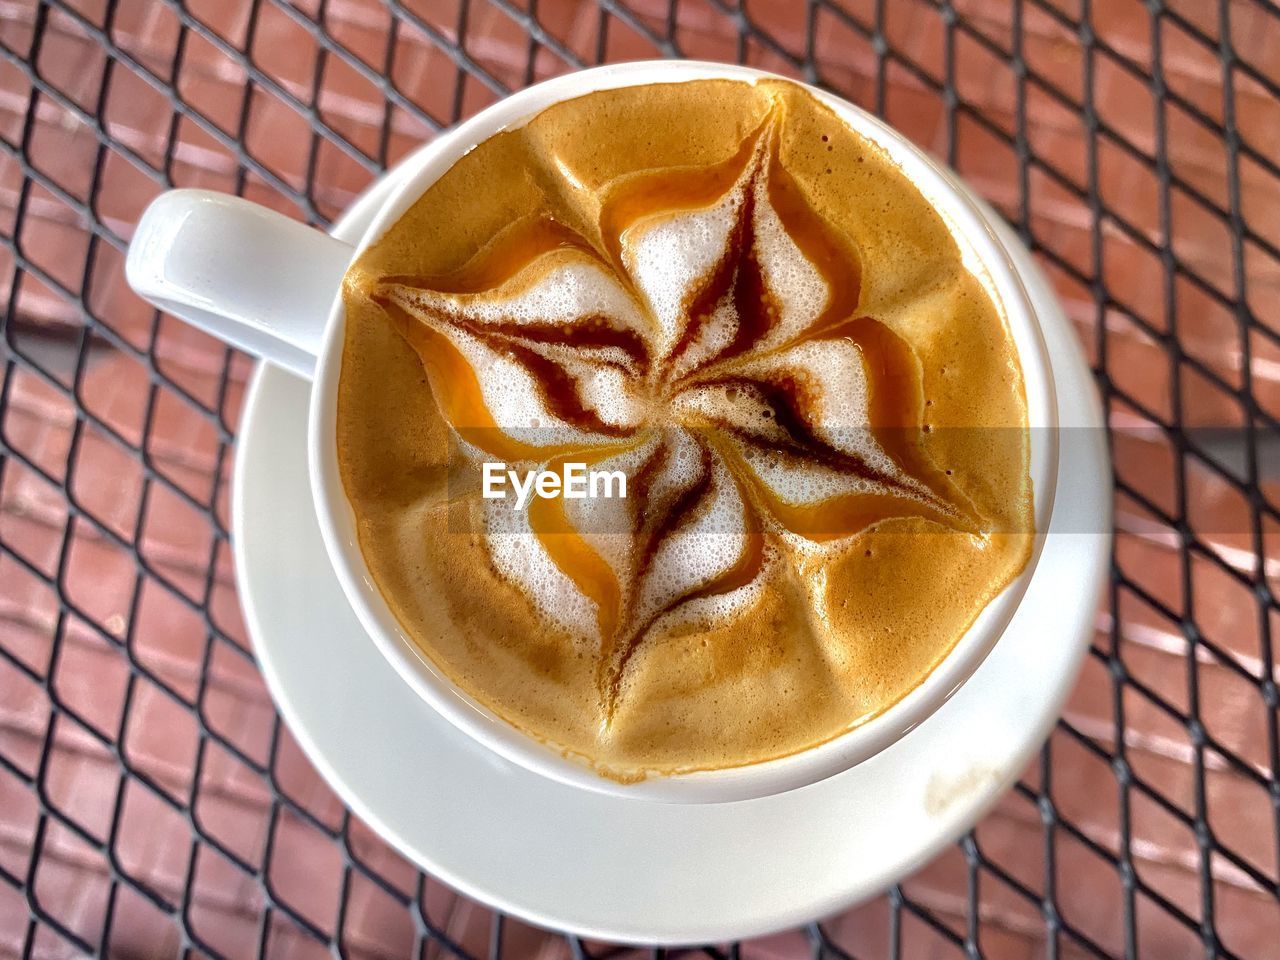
[127,60,1057,803]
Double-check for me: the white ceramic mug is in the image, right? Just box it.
[126,60,1058,803]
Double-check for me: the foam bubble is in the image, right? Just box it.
[672,381,795,448]
[622,182,746,362]
[631,452,756,627]
[615,140,837,378]
[484,494,598,638]
[736,339,904,473]
[743,440,887,502]
[660,426,706,485]
[666,298,738,382]
[571,359,647,428]
[444,327,625,447]
[643,424,710,509]
[396,254,647,334]
[750,176,830,346]
[563,434,663,581]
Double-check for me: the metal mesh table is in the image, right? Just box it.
[2,0,1279,956]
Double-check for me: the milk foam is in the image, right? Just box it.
[380,256,653,445]
[630,452,759,629]
[337,76,1034,778]
[619,136,834,377]
[381,120,927,639]
[624,189,742,363]
[394,257,647,335]
[749,175,829,347]
[485,493,599,637]
[444,325,620,446]
[563,436,660,584]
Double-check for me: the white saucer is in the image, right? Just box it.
[231,154,1111,945]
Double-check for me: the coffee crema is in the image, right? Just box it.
[337,78,1034,781]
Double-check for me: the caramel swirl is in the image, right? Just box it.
[368,107,982,718]
[338,78,1033,778]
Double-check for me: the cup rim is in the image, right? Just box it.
[306,60,1059,804]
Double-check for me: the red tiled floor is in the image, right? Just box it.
[2,0,1279,956]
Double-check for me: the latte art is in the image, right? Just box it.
[338,79,1033,779]
[370,111,977,716]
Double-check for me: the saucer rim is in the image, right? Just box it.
[304,62,1061,803]
[231,146,1111,945]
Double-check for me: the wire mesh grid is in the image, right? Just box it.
[0,0,1278,956]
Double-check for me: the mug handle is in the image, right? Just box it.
[125,189,356,380]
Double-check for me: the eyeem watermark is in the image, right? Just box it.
[482,462,628,509]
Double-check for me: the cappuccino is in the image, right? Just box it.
[337,79,1033,780]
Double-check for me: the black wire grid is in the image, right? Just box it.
[2,0,1279,956]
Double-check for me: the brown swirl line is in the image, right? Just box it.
[526,451,624,647]
[763,122,862,338]
[602,444,765,719]
[665,117,866,390]
[626,439,671,541]
[597,112,775,282]
[379,292,650,372]
[686,311,986,530]
[688,373,922,496]
[697,370,977,537]
[372,295,560,462]
[376,288,645,439]
[391,214,601,295]
[808,315,984,527]
[662,168,758,379]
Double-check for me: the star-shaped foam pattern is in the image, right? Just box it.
[373,112,980,714]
